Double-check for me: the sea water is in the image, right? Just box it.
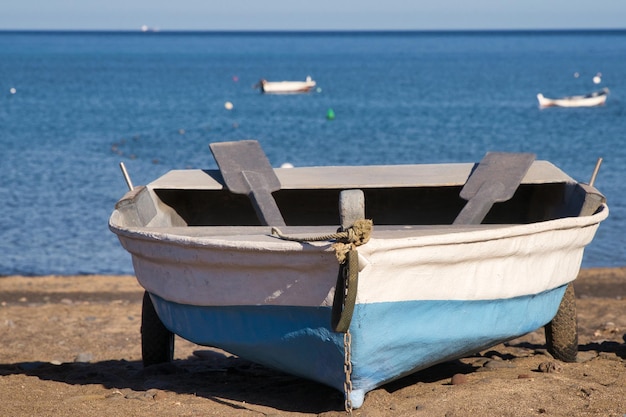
[1,30,625,275]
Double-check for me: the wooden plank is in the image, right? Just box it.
[148,161,574,191]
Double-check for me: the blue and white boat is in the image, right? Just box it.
[109,143,607,409]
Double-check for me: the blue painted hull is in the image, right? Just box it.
[151,284,567,408]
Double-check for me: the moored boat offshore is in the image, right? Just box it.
[537,88,609,108]
[257,76,316,93]
[109,140,607,410]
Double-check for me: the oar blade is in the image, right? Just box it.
[209,140,285,226]
[210,140,281,194]
[454,152,536,225]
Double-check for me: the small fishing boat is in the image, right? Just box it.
[110,140,607,410]
[258,76,316,94]
[537,88,609,108]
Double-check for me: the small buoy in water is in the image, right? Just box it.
[573,72,579,78]
[9,87,16,94]
[224,101,234,110]
[232,76,239,82]
[178,128,185,135]
[316,87,322,93]
[593,72,602,84]
[281,162,294,168]
[326,108,335,120]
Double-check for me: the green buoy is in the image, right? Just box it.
[326,108,335,120]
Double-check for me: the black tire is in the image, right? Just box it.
[141,291,174,367]
[544,283,578,362]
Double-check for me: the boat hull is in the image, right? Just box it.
[260,79,316,94]
[113,206,607,408]
[150,285,567,408]
[109,159,608,409]
[537,89,609,108]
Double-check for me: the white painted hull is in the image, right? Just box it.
[537,89,609,108]
[260,78,316,94]
[113,213,605,308]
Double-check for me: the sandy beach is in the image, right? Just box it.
[1,268,625,416]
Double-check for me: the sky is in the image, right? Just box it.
[1,0,625,31]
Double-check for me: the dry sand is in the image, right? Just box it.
[1,268,625,416]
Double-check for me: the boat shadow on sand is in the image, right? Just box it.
[1,339,624,414]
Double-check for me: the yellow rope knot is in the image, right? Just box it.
[270,219,373,263]
[332,219,372,263]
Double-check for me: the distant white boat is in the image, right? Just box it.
[537,88,609,108]
[258,76,316,94]
[140,25,159,32]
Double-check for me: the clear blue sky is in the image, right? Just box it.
[1,0,624,31]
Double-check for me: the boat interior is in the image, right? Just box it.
[113,163,605,230]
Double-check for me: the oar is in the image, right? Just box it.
[453,152,536,225]
[209,140,286,226]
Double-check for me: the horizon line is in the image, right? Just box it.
[1,28,625,33]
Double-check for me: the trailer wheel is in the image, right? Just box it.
[544,283,578,362]
[141,291,174,367]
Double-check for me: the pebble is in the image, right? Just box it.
[124,389,158,401]
[517,373,533,379]
[74,352,94,363]
[576,351,598,363]
[538,361,562,373]
[106,389,124,399]
[598,352,621,361]
[483,359,516,369]
[450,373,467,385]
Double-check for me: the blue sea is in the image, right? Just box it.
[1,30,625,276]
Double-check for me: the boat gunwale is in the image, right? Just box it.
[109,204,608,252]
[144,160,575,191]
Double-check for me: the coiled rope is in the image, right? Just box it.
[271,218,373,263]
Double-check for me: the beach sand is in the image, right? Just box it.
[1,268,625,416]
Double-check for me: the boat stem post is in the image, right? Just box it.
[589,157,603,187]
[119,162,134,191]
[339,189,365,230]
